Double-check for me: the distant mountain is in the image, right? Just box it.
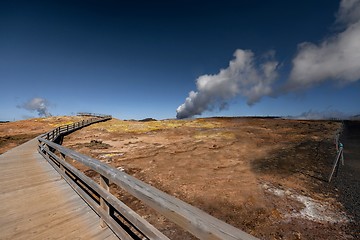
[351,114,360,120]
[138,118,157,122]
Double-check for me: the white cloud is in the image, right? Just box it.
[176,0,360,119]
[288,0,360,89]
[336,0,360,25]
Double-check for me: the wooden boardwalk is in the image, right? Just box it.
[0,116,257,240]
[0,138,118,240]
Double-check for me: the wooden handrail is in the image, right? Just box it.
[40,116,111,142]
[328,123,345,183]
[77,112,112,118]
[37,116,258,240]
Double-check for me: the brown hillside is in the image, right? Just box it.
[61,117,353,240]
[0,116,88,154]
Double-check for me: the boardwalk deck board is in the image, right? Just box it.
[0,139,118,240]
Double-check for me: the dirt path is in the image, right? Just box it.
[332,121,360,238]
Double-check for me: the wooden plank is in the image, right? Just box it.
[39,138,257,240]
[39,150,133,240]
[0,139,118,240]
[100,175,110,228]
[42,148,169,240]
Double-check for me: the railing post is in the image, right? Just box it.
[100,175,110,228]
[59,153,66,174]
[329,146,343,182]
[43,143,49,157]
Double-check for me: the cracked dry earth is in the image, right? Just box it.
[61,117,357,240]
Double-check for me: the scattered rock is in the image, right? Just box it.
[84,140,111,149]
[117,166,125,172]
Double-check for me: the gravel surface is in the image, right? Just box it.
[332,121,360,239]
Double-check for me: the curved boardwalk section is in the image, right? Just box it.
[0,139,118,240]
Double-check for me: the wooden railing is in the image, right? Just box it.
[37,116,257,240]
[77,112,111,118]
[328,123,345,182]
[41,116,112,142]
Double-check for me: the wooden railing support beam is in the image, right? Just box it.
[100,175,110,228]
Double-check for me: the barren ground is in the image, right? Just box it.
[61,117,356,240]
[1,117,358,239]
[0,116,87,154]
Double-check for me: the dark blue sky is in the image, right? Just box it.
[1,0,359,120]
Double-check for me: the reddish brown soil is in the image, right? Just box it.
[61,117,355,240]
[0,116,88,154]
[2,116,356,239]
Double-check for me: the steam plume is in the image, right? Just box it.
[288,0,360,89]
[18,97,51,117]
[176,49,279,119]
[177,0,360,119]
